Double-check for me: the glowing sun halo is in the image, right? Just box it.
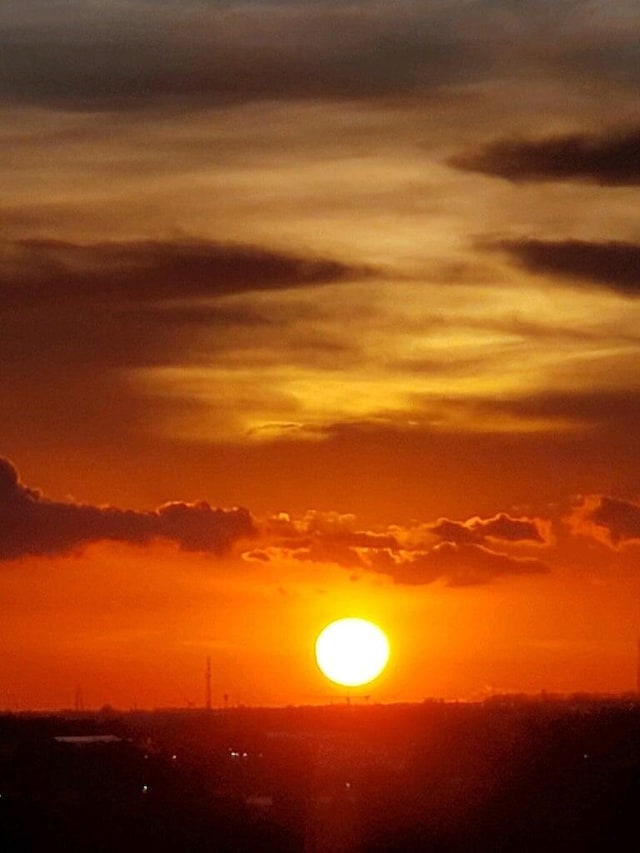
[315,618,390,687]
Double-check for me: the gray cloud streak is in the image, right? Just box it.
[0,238,368,307]
[485,239,640,295]
[2,1,637,110]
[450,125,640,186]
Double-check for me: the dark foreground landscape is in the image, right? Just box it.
[1,696,639,852]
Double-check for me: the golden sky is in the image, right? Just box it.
[1,0,640,709]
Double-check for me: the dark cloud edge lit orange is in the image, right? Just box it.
[3,455,639,587]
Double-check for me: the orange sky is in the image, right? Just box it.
[1,0,640,710]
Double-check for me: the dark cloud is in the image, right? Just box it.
[591,497,640,543]
[430,513,543,545]
[262,510,399,568]
[0,237,365,439]
[484,239,640,295]
[0,1,490,111]
[0,238,368,307]
[264,538,550,585]
[0,305,264,372]
[478,389,640,425]
[294,510,399,549]
[572,495,640,545]
[256,508,549,585]
[366,542,549,587]
[449,125,640,186]
[478,513,545,542]
[445,389,640,445]
[0,457,255,560]
[0,239,362,382]
[6,0,636,111]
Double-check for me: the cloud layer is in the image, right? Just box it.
[0,1,485,110]
[369,542,550,588]
[0,238,367,307]
[487,239,640,295]
[9,456,640,592]
[429,512,544,545]
[0,457,255,559]
[450,125,640,186]
[249,509,550,587]
[1,460,551,584]
[569,495,640,547]
[2,1,637,111]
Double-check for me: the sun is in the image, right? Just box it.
[315,617,390,688]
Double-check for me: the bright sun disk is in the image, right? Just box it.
[315,617,390,687]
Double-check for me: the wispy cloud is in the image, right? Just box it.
[449,125,640,186]
[2,1,637,111]
[0,1,486,110]
[0,238,368,306]
[484,239,640,296]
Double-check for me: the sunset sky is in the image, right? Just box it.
[1,0,640,710]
